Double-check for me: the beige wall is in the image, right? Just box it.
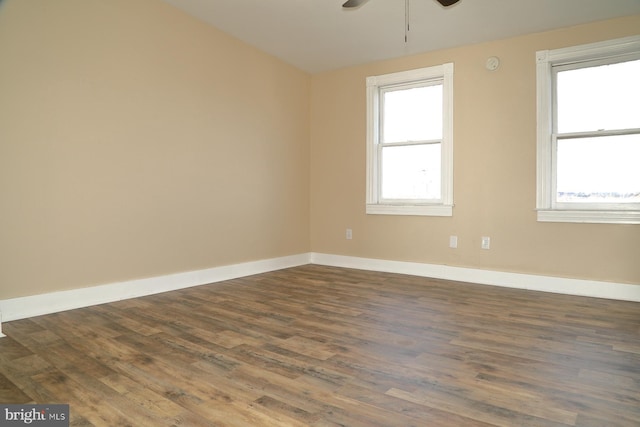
[1,1,638,303]
[0,0,310,299]
[310,15,640,285]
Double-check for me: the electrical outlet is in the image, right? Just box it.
[449,235,458,248]
[481,236,491,250]
[346,228,352,240]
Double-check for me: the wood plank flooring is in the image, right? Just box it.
[1,265,639,426]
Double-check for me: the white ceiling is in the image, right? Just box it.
[161,0,640,73]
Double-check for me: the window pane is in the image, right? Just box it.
[556,134,640,203]
[383,85,442,143]
[556,59,640,133]
[381,144,441,200]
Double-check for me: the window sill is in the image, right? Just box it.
[537,209,640,224]
[367,204,453,217]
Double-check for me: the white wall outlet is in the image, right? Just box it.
[346,228,353,240]
[449,235,458,248]
[481,236,491,250]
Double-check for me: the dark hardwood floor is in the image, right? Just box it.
[1,265,639,426]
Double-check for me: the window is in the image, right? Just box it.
[536,36,640,224]
[366,64,454,216]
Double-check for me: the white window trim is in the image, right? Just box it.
[536,35,640,224]
[366,63,454,216]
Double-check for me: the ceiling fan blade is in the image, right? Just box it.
[342,0,370,8]
[435,0,460,6]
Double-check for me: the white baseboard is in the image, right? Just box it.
[0,253,311,324]
[1,252,637,333]
[310,253,640,302]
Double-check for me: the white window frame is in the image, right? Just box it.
[366,63,454,216]
[536,35,640,224]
